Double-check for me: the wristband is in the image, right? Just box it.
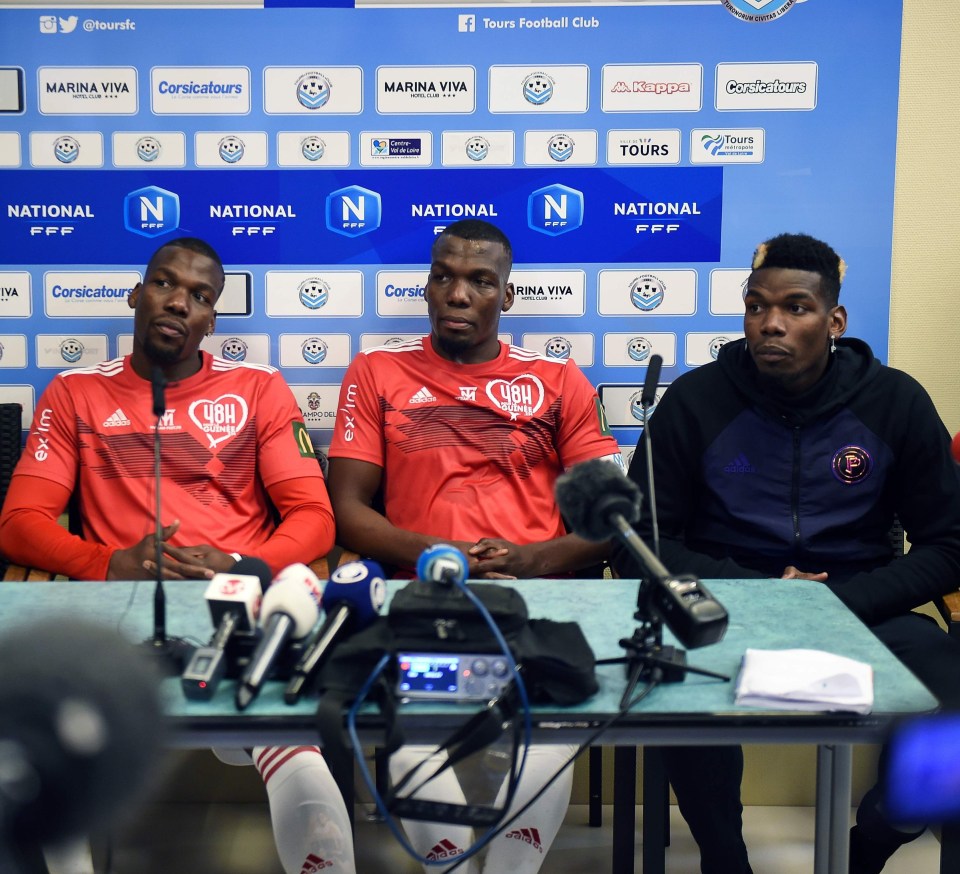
[230,552,243,563]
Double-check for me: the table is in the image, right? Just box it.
[0,577,938,873]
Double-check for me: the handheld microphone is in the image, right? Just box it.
[640,353,663,554]
[235,563,322,710]
[0,620,164,865]
[416,543,468,586]
[181,557,272,700]
[284,560,387,704]
[555,458,728,649]
[640,353,662,412]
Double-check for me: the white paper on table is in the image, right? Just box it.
[734,648,874,714]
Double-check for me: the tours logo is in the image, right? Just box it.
[722,0,796,22]
[544,337,572,360]
[298,278,330,310]
[627,336,652,363]
[296,72,332,110]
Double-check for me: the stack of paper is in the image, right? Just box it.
[735,648,874,714]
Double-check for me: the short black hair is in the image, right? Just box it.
[147,237,225,292]
[433,219,513,274]
[751,232,845,306]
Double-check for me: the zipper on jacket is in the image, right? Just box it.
[792,426,801,544]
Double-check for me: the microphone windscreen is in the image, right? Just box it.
[416,544,468,585]
[555,458,643,541]
[0,619,165,846]
[229,556,273,591]
[326,560,387,627]
[260,565,322,638]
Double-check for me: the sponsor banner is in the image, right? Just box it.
[686,331,744,366]
[265,270,364,317]
[709,268,751,315]
[0,384,34,430]
[119,333,272,365]
[151,66,250,115]
[195,132,269,168]
[509,269,586,316]
[277,131,350,167]
[376,270,426,317]
[0,167,722,264]
[606,129,680,166]
[597,269,697,316]
[44,270,139,317]
[35,333,108,368]
[690,128,764,164]
[441,130,515,167]
[0,335,28,368]
[601,64,702,113]
[29,132,103,168]
[602,332,677,368]
[218,272,252,317]
[0,67,23,113]
[263,66,362,115]
[360,132,433,167]
[599,382,671,428]
[278,333,352,368]
[0,272,32,317]
[488,65,589,113]
[290,384,340,428]
[523,130,597,166]
[715,62,817,111]
[112,132,186,168]
[0,132,20,167]
[520,332,594,367]
[376,66,475,114]
[38,66,138,115]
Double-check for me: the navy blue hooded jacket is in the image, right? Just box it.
[613,337,960,626]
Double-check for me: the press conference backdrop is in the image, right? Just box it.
[0,0,902,462]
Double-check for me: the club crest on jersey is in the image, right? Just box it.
[486,374,544,421]
[188,394,249,449]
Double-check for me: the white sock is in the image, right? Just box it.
[388,744,479,874]
[481,743,575,874]
[254,745,356,874]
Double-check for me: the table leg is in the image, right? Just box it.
[814,744,852,874]
[612,746,637,874]
[642,748,668,874]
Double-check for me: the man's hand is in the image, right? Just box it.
[107,521,181,581]
[782,565,829,582]
[144,542,238,580]
[468,538,541,580]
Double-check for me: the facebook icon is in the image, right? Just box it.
[528,184,584,237]
[458,14,475,32]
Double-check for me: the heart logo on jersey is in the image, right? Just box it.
[188,394,249,450]
[485,374,545,421]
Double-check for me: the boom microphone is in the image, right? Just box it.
[284,560,387,704]
[640,353,663,411]
[555,458,728,649]
[417,544,469,586]
[235,563,322,710]
[0,620,164,869]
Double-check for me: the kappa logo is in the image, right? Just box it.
[486,374,544,421]
[103,408,131,428]
[188,394,249,450]
[408,386,437,405]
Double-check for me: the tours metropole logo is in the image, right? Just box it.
[722,0,796,22]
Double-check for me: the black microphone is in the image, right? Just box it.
[0,620,165,871]
[555,458,727,649]
[284,560,387,704]
[150,364,166,418]
[236,563,323,710]
[640,353,662,412]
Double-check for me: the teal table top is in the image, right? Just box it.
[0,577,937,748]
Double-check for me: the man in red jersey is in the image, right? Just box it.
[327,219,622,873]
[0,238,355,874]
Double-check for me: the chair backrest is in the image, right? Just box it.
[0,403,24,577]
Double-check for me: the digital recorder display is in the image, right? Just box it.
[396,652,512,701]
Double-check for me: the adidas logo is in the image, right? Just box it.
[408,386,437,405]
[102,408,131,427]
[723,452,756,473]
[299,853,332,873]
[505,827,543,852]
[426,839,463,861]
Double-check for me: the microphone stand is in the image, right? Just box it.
[599,371,729,708]
[141,366,193,676]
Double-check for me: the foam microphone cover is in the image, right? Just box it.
[260,567,322,639]
[416,544,468,586]
[0,619,165,846]
[229,556,273,591]
[326,560,387,627]
[555,458,643,541]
